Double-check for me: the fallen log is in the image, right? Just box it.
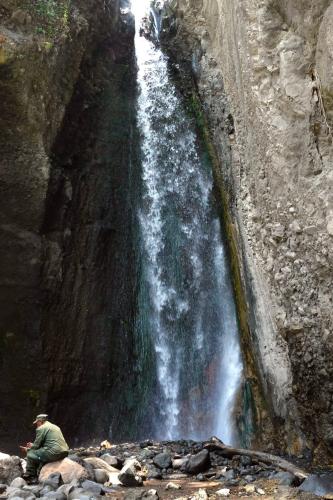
[204,437,308,482]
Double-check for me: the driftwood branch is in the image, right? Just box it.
[205,438,308,482]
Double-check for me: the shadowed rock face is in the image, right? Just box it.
[161,0,333,458]
[41,16,139,445]
[0,0,134,452]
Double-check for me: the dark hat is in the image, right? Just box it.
[33,414,48,424]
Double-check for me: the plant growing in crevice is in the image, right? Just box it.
[25,0,71,39]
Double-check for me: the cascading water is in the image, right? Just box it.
[132,0,244,445]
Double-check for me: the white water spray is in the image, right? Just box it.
[132,0,244,444]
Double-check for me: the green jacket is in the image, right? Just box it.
[31,421,69,455]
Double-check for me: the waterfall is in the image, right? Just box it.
[132,0,243,445]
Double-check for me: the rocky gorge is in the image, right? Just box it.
[0,0,333,482]
[1,438,333,499]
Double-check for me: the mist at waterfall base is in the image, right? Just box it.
[130,0,243,446]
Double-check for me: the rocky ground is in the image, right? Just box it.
[1,439,333,500]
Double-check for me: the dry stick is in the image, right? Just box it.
[204,439,309,482]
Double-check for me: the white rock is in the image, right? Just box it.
[244,484,256,493]
[216,488,230,497]
[165,482,181,490]
[256,487,266,495]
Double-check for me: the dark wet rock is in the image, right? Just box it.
[81,480,104,495]
[186,450,210,474]
[0,484,7,494]
[140,441,154,448]
[153,453,172,470]
[146,465,162,480]
[138,449,155,461]
[43,473,63,489]
[240,456,252,466]
[225,479,240,487]
[118,460,143,487]
[299,473,333,496]
[272,471,297,486]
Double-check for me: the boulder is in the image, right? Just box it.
[40,485,55,496]
[39,458,88,484]
[10,477,27,488]
[186,450,210,475]
[172,457,189,470]
[0,455,22,484]
[299,474,333,496]
[99,455,119,468]
[56,480,79,497]
[118,459,143,487]
[81,480,104,495]
[42,473,63,489]
[43,492,66,500]
[153,453,172,470]
[93,469,109,484]
[273,471,297,486]
[83,457,119,474]
[146,465,162,480]
[7,487,36,499]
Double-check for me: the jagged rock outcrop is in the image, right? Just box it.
[0,0,133,451]
[161,0,333,459]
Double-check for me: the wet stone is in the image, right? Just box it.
[186,450,210,474]
[153,453,172,470]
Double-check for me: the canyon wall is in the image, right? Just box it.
[163,0,333,458]
[0,0,134,451]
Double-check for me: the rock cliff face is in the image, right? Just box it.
[163,0,333,458]
[0,0,134,451]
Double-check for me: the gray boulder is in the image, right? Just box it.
[44,492,66,500]
[93,469,109,484]
[118,460,143,487]
[7,488,36,499]
[186,450,210,474]
[81,480,104,495]
[146,465,162,480]
[272,471,297,486]
[43,473,63,489]
[172,457,189,470]
[99,455,119,468]
[40,485,55,496]
[299,473,333,496]
[153,453,172,470]
[0,456,22,485]
[10,478,27,488]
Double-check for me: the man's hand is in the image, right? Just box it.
[26,442,33,449]
[19,446,28,454]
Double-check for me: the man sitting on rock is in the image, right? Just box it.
[20,414,69,483]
